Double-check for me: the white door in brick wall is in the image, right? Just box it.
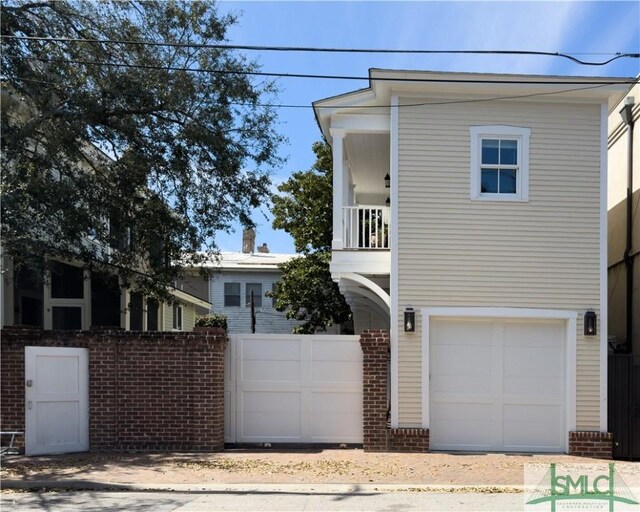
[429,318,566,452]
[225,334,363,444]
[25,347,89,455]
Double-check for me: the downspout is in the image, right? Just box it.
[620,97,635,354]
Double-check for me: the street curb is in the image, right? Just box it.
[0,481,525,493]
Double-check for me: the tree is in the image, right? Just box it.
[271,141,352,333]
[1,0,283,299]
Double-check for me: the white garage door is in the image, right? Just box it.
[225,334,362,444]
[429,318,565,452]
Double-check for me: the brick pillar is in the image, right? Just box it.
[192,332,227,451]
[569,431,613,459]
[360,329,390,451]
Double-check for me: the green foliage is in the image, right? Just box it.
[195,312,228,330]
[1,0,283,299]
[270,141,352,334]
[272,141,332,253]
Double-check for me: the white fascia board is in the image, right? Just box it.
[314,90,378,141]
[370,69,631,111]
[329,250,391,275]
[170,288,211,309]
[330,114,390,133]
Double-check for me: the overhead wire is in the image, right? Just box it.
[7,75,636,110]
[2,34,639,66]
[7,55,638,85]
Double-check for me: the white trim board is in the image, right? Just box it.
[599,101,608,433]
[420,307,577,453]
[389,95,399,429]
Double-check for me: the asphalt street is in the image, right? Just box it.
[1,488,523,511]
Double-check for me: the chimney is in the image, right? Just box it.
[257,242,270,254]
[242,228,256,254]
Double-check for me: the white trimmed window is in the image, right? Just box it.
[172,303,183,330]
[470,125,530,201]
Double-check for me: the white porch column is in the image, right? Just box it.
[330,128,346,250]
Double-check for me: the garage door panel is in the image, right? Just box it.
[430,317,565,453]
[432,319,495,346]
[504,346,563,378]
[504,376,564,396]
[503,405,565,451]
[431,401,494,421]
[504,321,564,347]
[431,418,494,448]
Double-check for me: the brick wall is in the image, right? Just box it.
[1,326,226,452]
[359,329,430,452]
[388,428,429,453]
[569,431,613,459]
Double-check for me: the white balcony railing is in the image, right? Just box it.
[342,206,390,249]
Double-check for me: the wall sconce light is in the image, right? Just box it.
[384,173,390,188]
[385,196,390,207]
[584,310,597,336]
[404,307,415,333]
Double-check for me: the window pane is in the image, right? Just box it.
[500,140,518,165]
[91,271,120,328]
[481,169,498,193]
[52,306,82,330]
[246,283,262,308]
[147,299,159,331]
[481,139,499,164]
[172,303,182,330]
[129,292,143,331]
[51,262,84,299]
[500,169,517,194]
[224,282,240,307]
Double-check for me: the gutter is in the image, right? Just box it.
[619,97,636,353]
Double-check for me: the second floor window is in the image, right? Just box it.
[224,282,241,307]
[246,283,262,308]
[470,125,530,202]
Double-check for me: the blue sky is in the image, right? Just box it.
[214,0,640,254]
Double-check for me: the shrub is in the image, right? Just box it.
[195,312,228,330]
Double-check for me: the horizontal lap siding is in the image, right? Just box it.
[211,271,303,334]
[397,98,601,429]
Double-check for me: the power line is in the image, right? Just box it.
[7,75,634,110]
[2,35,639,66]
[8,55,638,85]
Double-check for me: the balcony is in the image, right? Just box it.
[331,205,390,276]
[343,206,390,249]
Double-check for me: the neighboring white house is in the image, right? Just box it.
[178,230,307,334]
[313,69,631,453]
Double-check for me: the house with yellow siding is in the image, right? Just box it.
[314,69,631,454]
[1,259,210,333]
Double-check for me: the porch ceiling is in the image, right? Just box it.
[345,133,390,197]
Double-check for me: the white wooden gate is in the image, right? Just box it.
[225,334,363,444]
[25,347,89,455]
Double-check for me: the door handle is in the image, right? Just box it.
[26,379,33,387]
[28,401,32,410]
